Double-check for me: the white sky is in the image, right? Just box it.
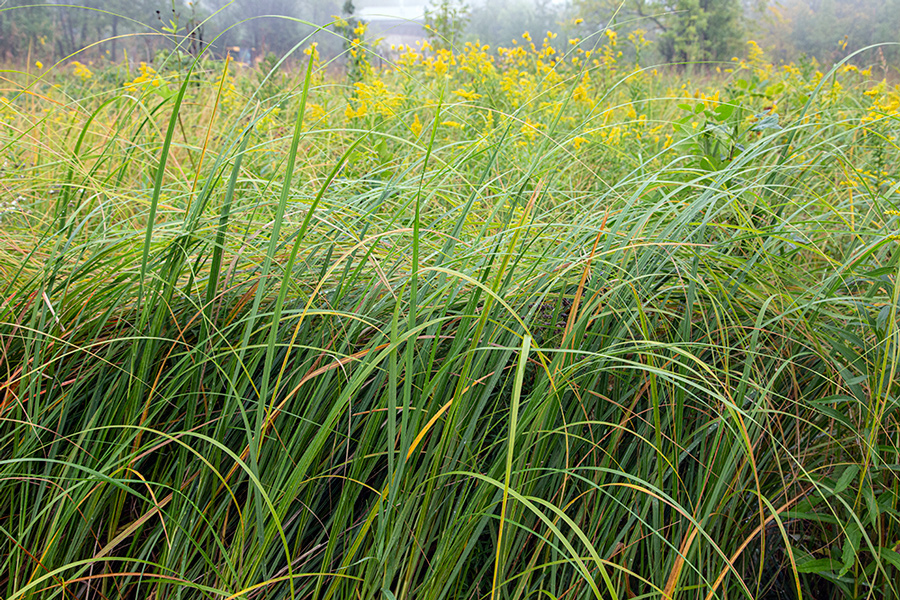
[355,1,428,21]
[355,0,569,21]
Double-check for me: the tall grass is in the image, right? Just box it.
[1,23,900,600]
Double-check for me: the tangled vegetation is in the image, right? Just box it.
[2,20,900,600]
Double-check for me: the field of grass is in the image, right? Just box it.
[2,24,900,600]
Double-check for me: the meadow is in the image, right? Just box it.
[2,22,900,600]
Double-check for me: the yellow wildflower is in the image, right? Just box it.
[71,60,92,80]
[452,88,482,101]
[306,103,326,123]
[520,117,544,141]
[345,101,367,120]
[573,85,589,104]
[411,114,423,137]
[353,79,402,118]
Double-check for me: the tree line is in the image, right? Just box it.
[0,1,344,63]
[1,0,898,66]
[572,0,899,65]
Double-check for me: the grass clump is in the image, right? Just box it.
[2,24,900,600]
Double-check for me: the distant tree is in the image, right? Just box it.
[0,0,172,62]
[0,0,353,64]
[467,0,566,47]
[337,0,369,83]
[758,0,900,65]
[424,0,470,49]
[200,0,342,60]
[0,1,56,60]
[200,0,298,58]
[106,0,179,61]
[658,0,743,63]
[575,0,745,64]
[340,0,359,35]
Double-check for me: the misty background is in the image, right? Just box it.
[0,0,898,67]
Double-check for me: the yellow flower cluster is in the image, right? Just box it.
[125,62,168,94]
[452,88,481,102]
[863,81,900,123]
[410,113,423,138]
[214,64,240,111]
[572,74,591,105]
[347,78,403,120]
[458,42,495,77]
[571,136,589,150]
[699,90,720,109]
[71,60,92,81]
[255,107,281,134]
[345,102,367,120]
[0,97,17,123]
[135,19,877,196]
[304,42,324,85]
[627,29,651,63]
[394,44,422,69]
[306,103,326,124]
[347,21,374,80]
[745,40,772,79]
[519,117,544,144]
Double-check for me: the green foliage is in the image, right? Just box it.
[467,0,568,48]
[657,0,744,63]
[424,0,471,49]
[257,52,287,105]
[0,1,55,60]
[760,0,900,65]
[575,0,745,64]
[335,2,370,85]
[202,0,340,58]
